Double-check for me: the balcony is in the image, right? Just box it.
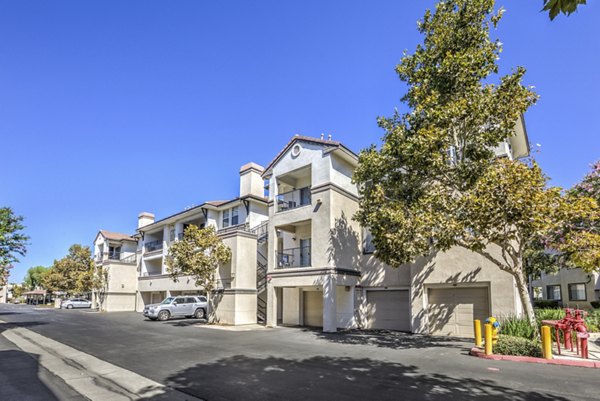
[277,246,311,268]
[277,187,311,212]
[145,240,163,253]
[108,251,121,261]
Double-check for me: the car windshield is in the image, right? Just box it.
[161,297,175,305]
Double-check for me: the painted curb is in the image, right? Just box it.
[470,347,600,369]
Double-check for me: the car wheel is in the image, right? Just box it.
[157,310,170,321]
[194,308,206,319]
[67,305,73,309]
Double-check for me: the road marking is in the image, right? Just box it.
[1,324,202,401]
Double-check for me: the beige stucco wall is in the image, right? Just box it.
[212,291,257,325]
[409,245,519,334]
[106,263,138,293]
[104,293,136,312]
[221,232,257,290]
[532,268,599,308]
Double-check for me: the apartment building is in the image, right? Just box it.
[95,126,528,335]
[93,230,138,311]
[94,163,269,325]
[531,268,600,308]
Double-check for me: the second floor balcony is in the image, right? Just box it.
[276,187,311,212]
[277,246,311,268]
[97,252,137,265]
[145,240,163,253]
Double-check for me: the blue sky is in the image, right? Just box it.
[1,1,598,282]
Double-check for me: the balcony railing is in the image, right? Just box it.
[119,254,137,264]
[250,221,269,242]
[277,246,311,268]
[108,251,121,260]
[145,240,163,253]
[276,187,311,212]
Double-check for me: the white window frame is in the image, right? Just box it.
[547,285,561,301]
[568,283,586,301]
[231,206,239,226]
[222,209,230,228]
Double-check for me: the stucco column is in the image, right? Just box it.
[175,222,184,239]
[323,274,337,333]
[266,282,277,327]
[162,226,170,274]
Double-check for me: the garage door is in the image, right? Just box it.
[303,291,323,327]
[427,287,490,337]
[365,290,411,331]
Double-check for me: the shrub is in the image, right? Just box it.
[590,301,600,309]
[586,310,600,332]
[493,335,543,357]
[499,316,536,340]
[534,308,565,322]
[533,300,560,308]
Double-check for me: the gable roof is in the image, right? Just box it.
[262,135,358,178]
[136,195,268,233]
[99,230,137,242]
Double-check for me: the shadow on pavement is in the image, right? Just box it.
[0,311,22,316]
[141,355,567,401]
[0,349,63,401]
[301,327,471,351]
[0,321,47,335]
[163,319,207,328]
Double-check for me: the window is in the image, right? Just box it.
[231,206,239,226]
[362,229,375,254]
[169,229,175,242]
[222,210,230,228]
[547,285,561,301]
[568,283,586,301]
[108,246,121,260]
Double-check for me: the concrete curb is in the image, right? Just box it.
[470,347,600,369]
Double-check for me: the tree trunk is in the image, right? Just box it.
[513,267,536,326]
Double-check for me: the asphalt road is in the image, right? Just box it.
[0,303,598,401]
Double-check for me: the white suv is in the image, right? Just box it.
[143,296,208,321]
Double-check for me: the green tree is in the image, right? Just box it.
[0,207,29,284]
[542,0,587,20]
[523,161,600,284]
[166,225,231,293]
[43,244,102,297]
[23,266,50,290]
[353,0,599,324]
[11,284,25,299]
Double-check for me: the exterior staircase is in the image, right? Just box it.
[251,221,269,324]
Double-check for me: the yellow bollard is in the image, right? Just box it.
[484,323,493,355]
[474,320,482,347]
[541,325,552,360]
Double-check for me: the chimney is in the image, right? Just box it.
[328,134,332,141]
[320,133,324,140]
[239,162,265,198]
[138,212,155,228]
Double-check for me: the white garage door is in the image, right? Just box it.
[427,287,490,337]
[366,290,411,331]
[303,291,323,327]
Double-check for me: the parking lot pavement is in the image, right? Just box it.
[0,320,85,401]
[1,303,599,401]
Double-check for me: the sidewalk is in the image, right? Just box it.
[0,328,84,401]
